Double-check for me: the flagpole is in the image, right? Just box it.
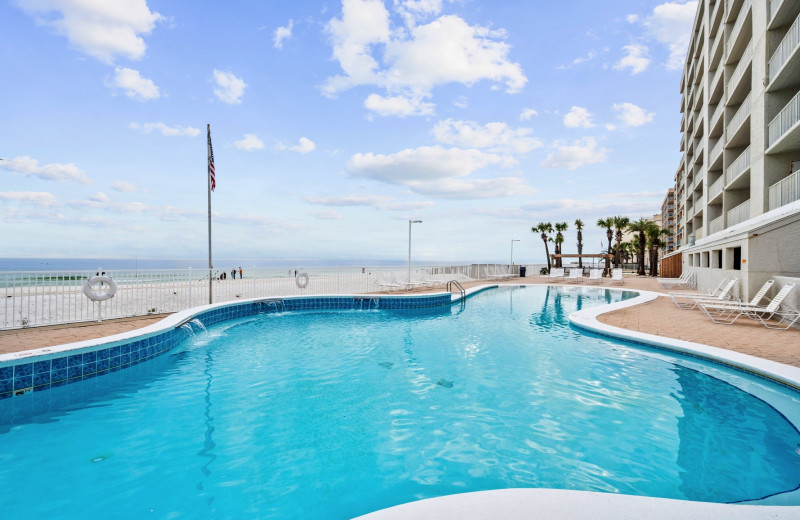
[207,124,213,304]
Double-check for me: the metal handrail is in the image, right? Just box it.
[446,280,466,300]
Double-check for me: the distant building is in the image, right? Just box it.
[674,0,800,302]
[661,188,676,255]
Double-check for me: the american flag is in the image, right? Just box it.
[208,126,216,192]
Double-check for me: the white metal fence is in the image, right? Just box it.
[769,9,800,82]
[768,166,800,210]
[1,263,546,330]
[769,90,800,147]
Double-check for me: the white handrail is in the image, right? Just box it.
[727,200,750,227]
[726,92,751,139]
[727,0,752,56]
[769,10,800,82]
[708,176,724,200]
[768,167,800,210]
[709,215,724,234]
[728,43,752,93]
[768,89,800,147]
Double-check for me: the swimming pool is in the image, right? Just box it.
[1,286,799,518]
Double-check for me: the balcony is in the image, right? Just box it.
[709,215,724,235]
[727,0,752,58]
[767,90,800,151]
[709,138,723,166]
[768,11,800,89]
[695,194,706,209]
[728,43,752,94]
[726,145,751,185]
[768,167,800,210]
[708,176,724,201]
[726,92,751,141]
[727,199,751,227]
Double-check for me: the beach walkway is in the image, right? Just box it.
[1,276,798,368]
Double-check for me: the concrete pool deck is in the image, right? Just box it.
[1,275,798,368]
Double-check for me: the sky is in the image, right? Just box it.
[0,0,698,265]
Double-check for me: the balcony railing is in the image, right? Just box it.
[727,0,752,56]
[768,168,800,210]
[770,0,788,22]
[709,215,724,234]
[696,137,706,160]
[709,138,723,164]
[726,145,751,184]
[710,101,723,129]
[728,43,752,92]
[769,11,800,82]
[726,92,751,139]
[708,176,724,200]
[768,90,800,147]
[727,199,751,227]
[695,194,705,209]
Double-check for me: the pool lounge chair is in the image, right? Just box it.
[668,277,728,298]
[609,268,624,285]
[698,282,797,328]
[586,269,603,285]
[564,269,583,284]
[658,270,695,290]
[670,279,739,310]
[546,268,565,283]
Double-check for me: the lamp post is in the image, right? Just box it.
[510,239,520,268]
[408,220,422,283]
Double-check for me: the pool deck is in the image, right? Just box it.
[1,275,798,368]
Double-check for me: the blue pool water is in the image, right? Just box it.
[1,286,800,518]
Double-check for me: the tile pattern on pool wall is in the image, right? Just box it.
[0,293,452,399]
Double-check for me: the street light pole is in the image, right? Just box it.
[510,239,520,267]
[408,220,422,283]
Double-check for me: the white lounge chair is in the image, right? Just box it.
[546,268,565,283]
[658,270,695,290]
[586,269,603,285]
[609,268,624,285]
[670,279,739,310]
[698,282,797,327]
[564,269,583,284]
[668,277,728,298]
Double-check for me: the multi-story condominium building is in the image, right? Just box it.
[661,188,676,255]
[675,0,800,302]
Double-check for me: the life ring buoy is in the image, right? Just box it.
[83,275,118,301]
[295,271,309,289]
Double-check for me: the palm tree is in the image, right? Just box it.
[626,218,651,276]
[645,225,671,276]
[574,219,584,268]
[612,215,630,268]
[554,222,568,267]
[533,222,553,272]
[597,218,614,275]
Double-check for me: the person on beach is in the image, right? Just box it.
[239,267,243,279]
[231,268,236,280]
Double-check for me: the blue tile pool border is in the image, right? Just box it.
[0,292,455,399]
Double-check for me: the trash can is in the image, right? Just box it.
[519,266,527,278]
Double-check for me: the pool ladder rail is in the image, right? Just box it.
[447,280,465,300]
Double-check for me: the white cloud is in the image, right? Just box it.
[643,1,698,70]
[112,180,147,192]
[324,1,526,116]
[213,70,247,104]
[273,19,294,49]
[613,43,651,74]
[540,137,609,170]
[558,49,599,69]
[519,108,538,121]
[626,14,640,23]
[305,193,435,211]
[289,137,316,154]
[234,134,265,151]
[1,156,92,185]
[89,192,109,202]
[305,194,393,206]
[452,96,468,108]
[129,122,200,136]
[364,93,434,117]
[404,176,532,199]
[348,145,509,184]
[0,191,59,208]
[605,123,617,131]
[563,106,595,128]
[612,102,655,127]
[108,67,160,100]
[432,119,542,154]
[13,0,162,64]
[311,210,343,220]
